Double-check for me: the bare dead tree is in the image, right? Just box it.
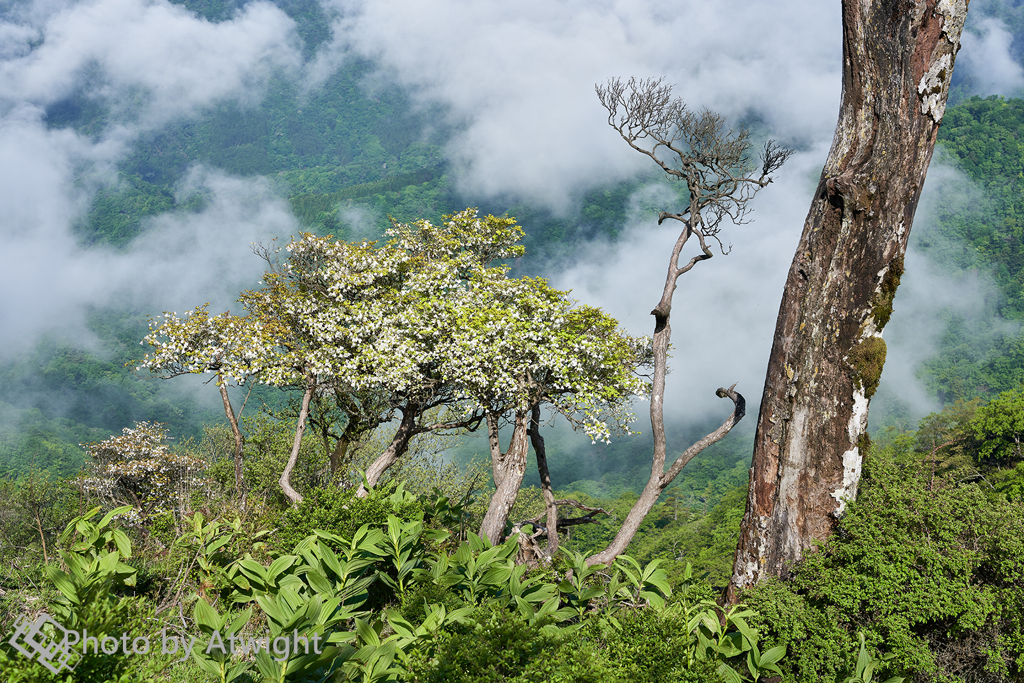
[727,0,969,602]
[586,77,790,566]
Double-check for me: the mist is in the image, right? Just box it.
[331,0,842,214]
[0,1,308,360]
[1,0,1021,466]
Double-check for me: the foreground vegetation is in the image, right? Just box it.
[6,385,1024,681]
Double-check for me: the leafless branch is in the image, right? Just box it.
[596,76,792,257]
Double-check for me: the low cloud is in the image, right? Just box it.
[0,0,301,125]
[957,16,1024,97]
[0,0,302,354]
[0,164,297,353]
[328,0,842,213]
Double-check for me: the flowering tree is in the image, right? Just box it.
[80,422,208,522]
[248,210,648,531]
[138,306,273,499]
[438,273,649,544]
[140,209,648,529]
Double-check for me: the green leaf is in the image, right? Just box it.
[717,662,745,683]
[194,598,222,632]
[99,505,133,529]
[110,529,132,559]
[759,644,787,667]
[44,566,80,605]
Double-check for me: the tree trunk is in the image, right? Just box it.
[530,405,559,555]
[588,387,744,566]
[330,435,350,476]
[583,213,744,567]
[479,407,531,545]
[729,0,967,599]
[218,378,245,502]
[280,384,313,506]
[356,406,419,497]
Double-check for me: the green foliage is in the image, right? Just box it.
[967,385,1024,465]
[79,175,178,247]
[849,337,887,399]
[840,633,905,683]
[270,484,421,556]
[401,606,577,683]
[746,438,1024,683]
[175,512,271,601]
[44,506,138,630]
[4,506,174,683]
[909,96,1024,405]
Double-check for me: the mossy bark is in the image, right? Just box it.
[729,0,968,600]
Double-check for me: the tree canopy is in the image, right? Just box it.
[140,209,648,524]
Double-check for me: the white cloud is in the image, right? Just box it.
[0,0,302,353]
[1,0,1019,440]
[328,0,842,213]
[958,16,1024,97]
[549,142,828,424]
[0,0,301,124]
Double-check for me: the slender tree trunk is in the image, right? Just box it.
[583,216,744,566]
[530,405,559,555]
[479,407,531,545]
[588,387,744,566]
[218,378,245,502]
[729,0,968,600]
[356,406,419,497]
[280,384,313,506]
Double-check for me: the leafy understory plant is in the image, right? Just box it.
[44,505,137,630]
[840,632,905,683]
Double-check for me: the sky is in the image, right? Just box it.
[0,0,1021,436]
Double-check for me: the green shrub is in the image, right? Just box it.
[402,606,576,683]
[269,482,422,555]
[746,441,1024,683]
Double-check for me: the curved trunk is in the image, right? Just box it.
[530,405,559,555]
[280,384,313,506]
[587,387,744,566]
[330,436,349,476]
[356,406,419,497]
[479,408,531,545]
[729,0,967,599]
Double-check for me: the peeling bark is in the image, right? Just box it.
[729,0,967,599]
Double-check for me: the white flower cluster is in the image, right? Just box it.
[80,422,210,518]
[137,209,650,444]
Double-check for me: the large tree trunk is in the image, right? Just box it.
[729,0,968,599]
[479,407,531,545]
